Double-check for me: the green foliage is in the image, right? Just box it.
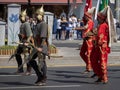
[0,44,56,50]
[49,44,56,49]
[0,45,17,50]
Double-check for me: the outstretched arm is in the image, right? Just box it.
[73,24,88,31]
[74,26,85,30]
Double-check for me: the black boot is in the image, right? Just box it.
[15,54,24,74]
[91,73,97,78]
[95,78,102,83]
[29,60,44,85]
[41,76,47,83]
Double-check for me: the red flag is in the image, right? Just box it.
[84,0,92,12]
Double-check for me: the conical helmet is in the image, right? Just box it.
[100,6,108,16]
[88,7,96,16]
[84,7,96,19]
[97,6,108,20]
[36,5,44,16]
[20,9,27,17]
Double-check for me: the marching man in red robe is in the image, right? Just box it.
[91,7,110,84]
[75,7,96,73]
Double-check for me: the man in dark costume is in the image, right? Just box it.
[14,9,33,75]
[28,5,49,86]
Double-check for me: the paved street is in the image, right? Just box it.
[0,66,120,90]
[0,40,120,90]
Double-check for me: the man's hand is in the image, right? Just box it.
[24,42,29,46]
[72,28,75,30]
[37,47,42,52]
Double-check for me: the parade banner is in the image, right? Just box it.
[99,0,109,11]
[84,0,92,12]
[94,0,108,20]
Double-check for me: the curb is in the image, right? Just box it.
[0,64,120,69]
[0,54,63,58]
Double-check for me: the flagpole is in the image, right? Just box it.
[94,0,101,20]
[68,0,70,17]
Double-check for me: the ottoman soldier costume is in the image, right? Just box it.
[91,7,110,84]
[14,9,33,75]
[28,5,49,86]
[75,7,96,73]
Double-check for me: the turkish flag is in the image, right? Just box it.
[84,0,92,12]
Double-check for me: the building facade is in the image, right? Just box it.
[0,0,82,21]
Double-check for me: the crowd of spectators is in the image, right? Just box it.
[53,14,84,40]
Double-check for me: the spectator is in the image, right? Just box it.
[71,14,77,39]
[56,16,61,40]
[60,17,67,40]
[68,16,74,40]
[53,15,57,40]
[76,19,83,39]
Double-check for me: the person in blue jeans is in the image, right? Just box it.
[76,19,84,39]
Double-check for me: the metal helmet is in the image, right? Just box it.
[36,5,44,16]
[20,9,27,17]
[20,9,27,22]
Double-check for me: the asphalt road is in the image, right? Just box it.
[0,66,120,90]
[0,40,120,90]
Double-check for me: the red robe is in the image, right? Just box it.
[80,19,94,71]
[91,22,110,82]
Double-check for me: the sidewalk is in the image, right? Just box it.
[49,40,120,67]
[0,40,120,68]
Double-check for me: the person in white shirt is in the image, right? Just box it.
[56,16,61,40]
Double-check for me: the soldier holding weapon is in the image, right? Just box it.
[24,5,49,86]
[12,9,33,75]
